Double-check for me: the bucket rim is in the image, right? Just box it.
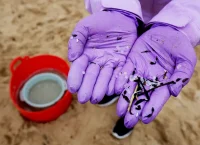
[20,72,67,108]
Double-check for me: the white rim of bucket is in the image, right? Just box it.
[20,72,67,108]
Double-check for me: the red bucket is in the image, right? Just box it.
[9,55,72,122]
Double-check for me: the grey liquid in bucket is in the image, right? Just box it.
[28,80,62,104]
[20,72,67,108]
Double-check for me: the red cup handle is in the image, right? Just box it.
[10,56,29,74]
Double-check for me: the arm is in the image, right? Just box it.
[84,0,143,20]
[148,0,200,47]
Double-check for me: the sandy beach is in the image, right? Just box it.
[0,0,200,145]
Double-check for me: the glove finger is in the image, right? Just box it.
[91,66,113,104]
[115,59,135,94]
[106,66,122,96]
[68,23,88,62]
[169,60,196,97]
[117,79,137,117]
[124,94,147,128]
[77,63,100,104]
[67,55,89,93]
[141,86,170,124]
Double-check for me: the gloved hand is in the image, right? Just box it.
[115,25,197,128]
[67,10,138,104]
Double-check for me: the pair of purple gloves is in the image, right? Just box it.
[67,10,196,128]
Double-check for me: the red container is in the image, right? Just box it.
[9,55,72,122]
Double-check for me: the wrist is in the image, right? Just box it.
[103,8,145,36]
[104,8,139,26]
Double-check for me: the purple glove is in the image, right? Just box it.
[67,10,138,104]
[115,25,197,128]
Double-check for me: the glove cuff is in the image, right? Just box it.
[104,8,138,25]
[104,8,145,36]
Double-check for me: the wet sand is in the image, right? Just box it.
[0,0,200,145]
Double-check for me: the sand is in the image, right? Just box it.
[0,0,200,145]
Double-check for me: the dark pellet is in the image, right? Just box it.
[176,78,181,82]
[117,37,122,40]
[145,114,152,118]
[135,105,141,110]
[141,50,151,53]
[72,34,77,37]
[91,62,96,65]
[152,84,157,87]
[124,90,127,95]
[163,71,167,79]
[171,81,176,84]
[145,107,154,118]
[152,107,154,113]
[182,78,189,83]
[123,95,130,103]
[156,57,158,61]
[150,61,156,65]
[135,99,146,105]
[155,77,159,81]
[132,69,136,75]
[150,57,158,65]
